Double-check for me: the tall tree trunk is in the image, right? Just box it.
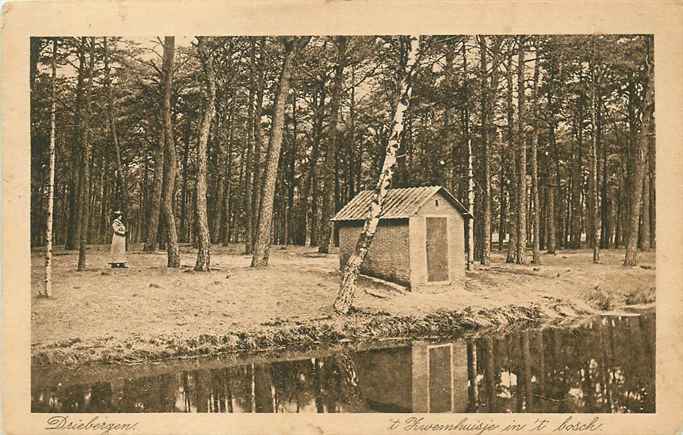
[42,38,58,297]
[145,132,165,250]
[180,115,192,242]
[599,99,610,249]
[242,39,256,251]
[505,48,518,263]
[479,37,502,265]
[546,51,560,254]
[624,35,654,266]
[623,74,636,244]
[252,37,311,267]
[285,91,299,247]
[477,36,491,266]
[640,168,651,251]
[515,38,528,265]
[589,50,600,263]
[195,36,217,271]
[66,43,85,250]
[348,66,357,203]
[77,38,95,271]
[160,37,180,267]
[530,41,541,264]
[571,100,584,249]
[222,109,236,246]
[302,77,325,247]
[319,36,347,253]
[211,116,227,244]
[462,40,474,270]
[248,37,267,254]
[498,159,507,252]
[334,35,420,315]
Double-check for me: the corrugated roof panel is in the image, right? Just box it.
[331,185,471,222]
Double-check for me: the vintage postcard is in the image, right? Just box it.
[2,1,683,434]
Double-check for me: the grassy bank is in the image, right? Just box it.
[31,245,655,366]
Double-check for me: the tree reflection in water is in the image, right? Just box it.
[32,314,654,413]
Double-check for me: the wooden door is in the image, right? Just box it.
[426,217,449,282]
[428,345,452,412]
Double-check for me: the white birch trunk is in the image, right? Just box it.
[43,39,57,297]
[333,35,420,315]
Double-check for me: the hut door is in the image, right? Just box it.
[426,217,449,282]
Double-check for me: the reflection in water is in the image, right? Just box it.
[32,314,655,413]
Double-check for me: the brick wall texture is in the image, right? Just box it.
[339,220,411,286]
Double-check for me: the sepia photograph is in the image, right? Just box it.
[26,33,658,416]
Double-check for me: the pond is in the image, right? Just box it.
[31,313,655,413]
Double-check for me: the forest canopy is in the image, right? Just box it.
[30,35,655,272]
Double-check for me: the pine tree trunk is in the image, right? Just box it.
[286,92,298,247]
[572,99,585,249]
[515,38,528,265]
[461,40,474,269]
[319,36,347,254]
[589,53,600,263]
[242,40,256,250]
[248,37,267,255]
[640,170,651,251]
[160,37,180,267]
[530,41,541,264]
[302,71,326,247]
[547,181,556,253]
[42,39,58,297]
[478,36,492,266]
[195,36,217,271]
[65,44,85,251]
[180,116,192,242]
[145,135,165,251]
[211,121,226,244]
[252,37,311,267]
[222,108,235,246]
[334,35,420,315]
[624,35,654,266]
[505,48,518,263]
[599,98,610,249]
[77,38,95,271]
[498,170,507,252]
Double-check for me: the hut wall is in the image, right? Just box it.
[338,219,411,287]
[413,192,466,284]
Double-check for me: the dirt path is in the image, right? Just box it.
[31,244,655,365]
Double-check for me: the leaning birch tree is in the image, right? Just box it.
[333,35,421,315]
[41,38,58,297]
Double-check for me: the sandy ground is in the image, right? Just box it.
[30,243,655,365]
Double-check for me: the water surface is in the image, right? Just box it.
[32,313,655,413]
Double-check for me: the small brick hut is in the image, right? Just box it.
[331,186,472,289]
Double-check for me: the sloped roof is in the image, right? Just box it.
[331,186,472,222]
